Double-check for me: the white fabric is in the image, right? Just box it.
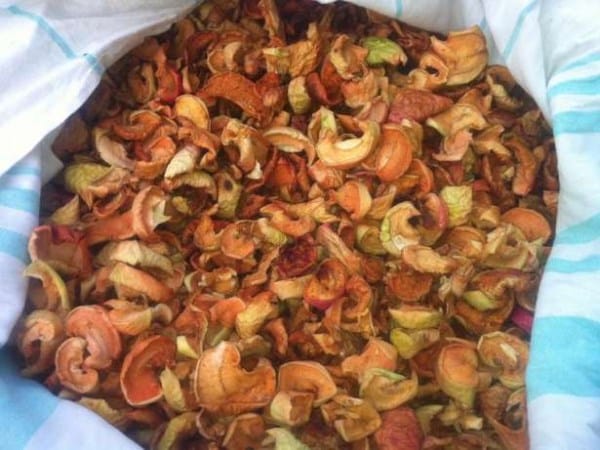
[0,0,198,177]
[528,394,600,450]
[24,400,141,450]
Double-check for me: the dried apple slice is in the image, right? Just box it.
[174,94,210,130]
[65,305,121,369]
[23,259,70,311]
[321,394,381,443]
[359,369,418,411]
[18,310,65,376]
[270,390,315,426]
[388,88,452,123]
[374,124,415,182]
[373,407,423,450]
[55,337,99,394]
[278,361,337,406]
[200,72,269,123]
[28,224,92,277]
[303,258,348,310]
[109,262,174,303]
[380,202,421,256]
[341,338,398,382]
[435,341,479,408]
[501,207,552,243]
[193,341,276,415]
[120,335,176,406]
[93,127,135,170]
[335,181,372,221]
[314,108,380,169]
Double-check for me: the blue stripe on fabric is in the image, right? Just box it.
[555,51,600,75]
[83,53,103,73]
[0,228,30,263]
[527,316,600,400]
[502,0,539,60]
[0,348,60,449]
[548,74,600,98]
[395,0,403,17]
[5,166,41,176]
[479,17,489,34]
[0,188,39,214]
[545,254,600,273]
[553,110,600,134]
[5,5,103,75]
[555,212,600,245]
[6,5,75,57]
